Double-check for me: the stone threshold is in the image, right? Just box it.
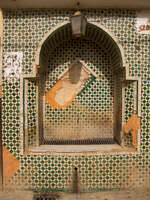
[29,144,137,154]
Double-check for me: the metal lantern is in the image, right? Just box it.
[70,11,87,37]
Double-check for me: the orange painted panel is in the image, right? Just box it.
[3,146,20,183]
[45,79,77,109]
[124,113,140,148]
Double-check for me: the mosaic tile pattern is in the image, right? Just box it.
[113,70,123,144]
[2,80,21,158]
[5,154,150,191]
[123,82,135,147]
[2,9,150,191]
[27,80,37,146]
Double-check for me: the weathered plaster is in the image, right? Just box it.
[46,79,76,109]
[3,52,23,82]
[45,62,90,108]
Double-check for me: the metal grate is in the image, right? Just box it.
[33,194,57,200]
[43,138,116,145]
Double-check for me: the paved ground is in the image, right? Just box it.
[0,188,150,200]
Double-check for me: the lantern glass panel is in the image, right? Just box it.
[81,16,87,35]
[71,15,87,37]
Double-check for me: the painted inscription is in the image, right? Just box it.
[136,10,150,34]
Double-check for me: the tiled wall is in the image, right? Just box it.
[2,9,150,191]
[44,39,114,143]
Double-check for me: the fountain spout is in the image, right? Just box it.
[73,167,79,193]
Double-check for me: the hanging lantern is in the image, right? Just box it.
[70,11,87,37]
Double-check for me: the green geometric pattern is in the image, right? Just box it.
[2,9,150,191]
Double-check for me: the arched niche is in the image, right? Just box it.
[21,21,141,152]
